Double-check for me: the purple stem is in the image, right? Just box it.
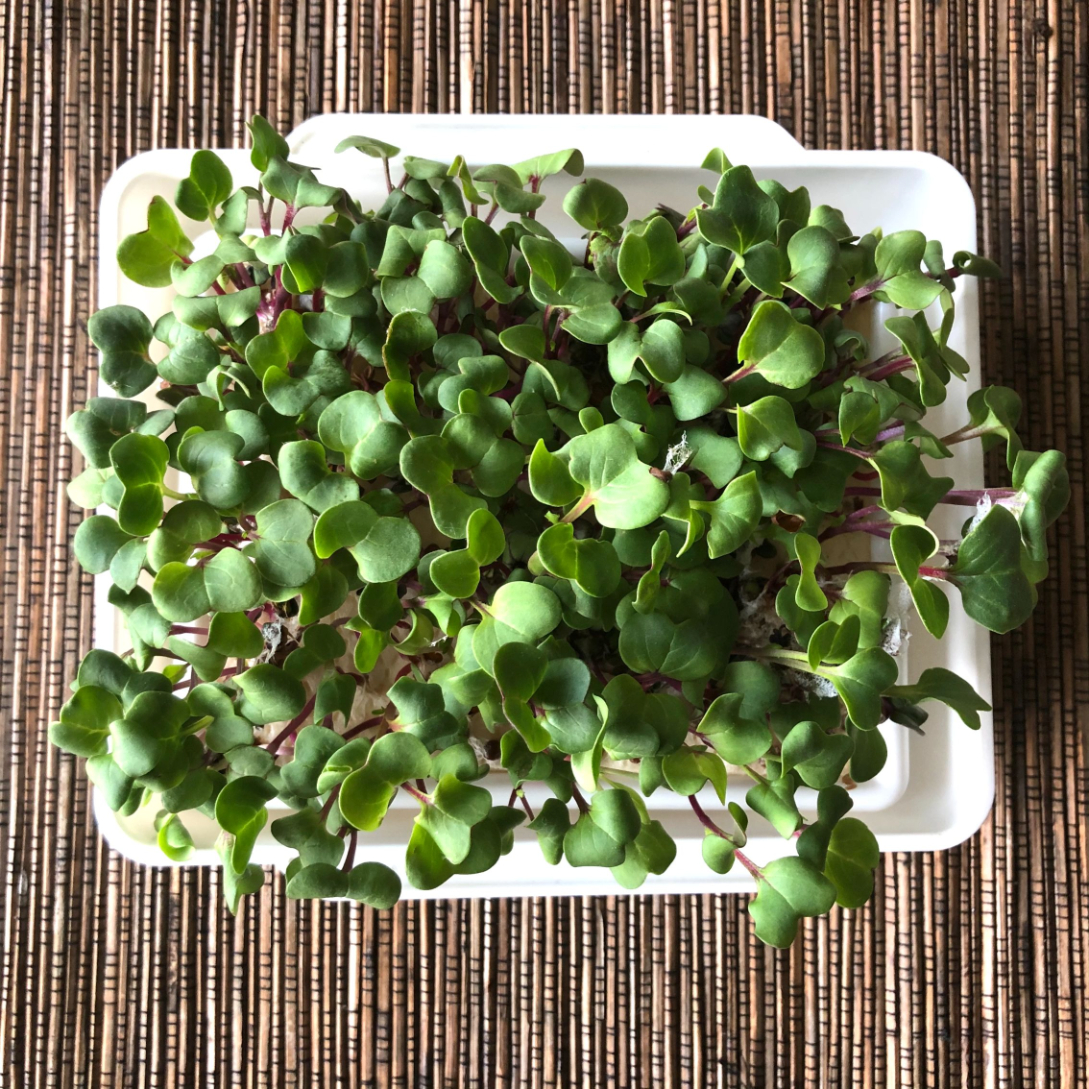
[264,694,317,754]
[569,782,591,816]
[688,796,759,879]
[815,440,871,462]
[821,522,893,542]
[873,423,906,443]
[688,795,730,838]
[865,356,914,383]
[341,829,358,872]
[319,784,342,820]
[845,281,882,306]
[342,714,385,741]
[940,488,1017,505]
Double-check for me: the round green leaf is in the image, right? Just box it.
[737,301,826,389]
[562,178,628,232]
[74,516,134,575]
[348,862,402,908]
[235,664,307,725]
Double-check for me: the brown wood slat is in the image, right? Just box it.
[0,0,1086,1084]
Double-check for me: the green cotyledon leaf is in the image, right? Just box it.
[552,424,671,530]
[689,472,761,558]
[748,857,837,947]
[695,166,778,254]
[947,504,1036,634]
[886,667,991,730]
[617,216,686,296]
[890,524,950,638]
[535,522,622,598]
[313,500,421,583]
[736,301,826,389]
[736,396,804,461]
[818,648,899,730]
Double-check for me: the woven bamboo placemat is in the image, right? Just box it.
[1,1,1086,1085]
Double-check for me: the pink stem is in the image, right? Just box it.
[722,363,756,385]
[733,849,761,879]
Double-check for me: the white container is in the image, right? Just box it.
[92,115,992,895]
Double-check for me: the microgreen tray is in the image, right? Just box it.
[92,115,992,895]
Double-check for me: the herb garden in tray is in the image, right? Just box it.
[55,117,1068,946]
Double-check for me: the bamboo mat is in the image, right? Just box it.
[0,0,1086,1085]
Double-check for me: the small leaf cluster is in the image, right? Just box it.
[56,119,1068,944]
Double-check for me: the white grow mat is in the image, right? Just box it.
[92,114,993,895]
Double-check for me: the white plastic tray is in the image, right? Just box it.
[92,115,993,895]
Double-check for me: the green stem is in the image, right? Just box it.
[719,256,742,295]
[723,277,752,310]
[258,187,271,234]
[736,645,812,667]
[742,764,771,787]
[600,767,640,782]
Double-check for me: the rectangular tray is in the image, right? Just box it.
[93,114,992,895]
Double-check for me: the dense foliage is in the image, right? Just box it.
[54,117,1068,943]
